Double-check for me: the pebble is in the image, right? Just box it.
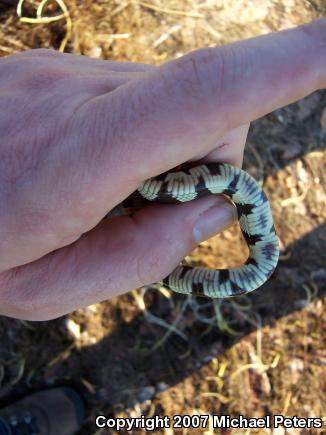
[85,304,98,314]
[138,386,155,402]
[64,318,81,340]
[87,46,102,58]
[156,382,169,392]
[288,358,304,372]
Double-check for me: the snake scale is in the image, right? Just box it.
[108,162,279,298]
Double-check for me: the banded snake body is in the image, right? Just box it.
[108,162,279,298]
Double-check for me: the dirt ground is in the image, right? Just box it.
[0,1,326,434]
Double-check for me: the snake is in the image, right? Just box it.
[107,162,279,298]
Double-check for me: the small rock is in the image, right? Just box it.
[288,358,304,372]
[296,160,308,183]
[138,386,155,402]
[292,202,307,216]
[64,318,81,340]
[156,382,168,392]
[288,358,304,384]
[85,304,98,314]
[129,404,142,419]
[275,109,286,124]
[311,268,326,281]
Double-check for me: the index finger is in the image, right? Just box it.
[89,19,325,182]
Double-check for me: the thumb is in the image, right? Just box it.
[129,195,236,285]
[2,195,236,320]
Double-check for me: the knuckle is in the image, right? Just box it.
[163,46,227,106]
[5,50,70,91]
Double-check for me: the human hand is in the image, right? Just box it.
[0,19,325,320]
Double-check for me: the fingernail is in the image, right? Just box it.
[193,199,236,243]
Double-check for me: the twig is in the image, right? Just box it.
[17,0,72,52]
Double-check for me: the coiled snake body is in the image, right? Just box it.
[109,162,279,298]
